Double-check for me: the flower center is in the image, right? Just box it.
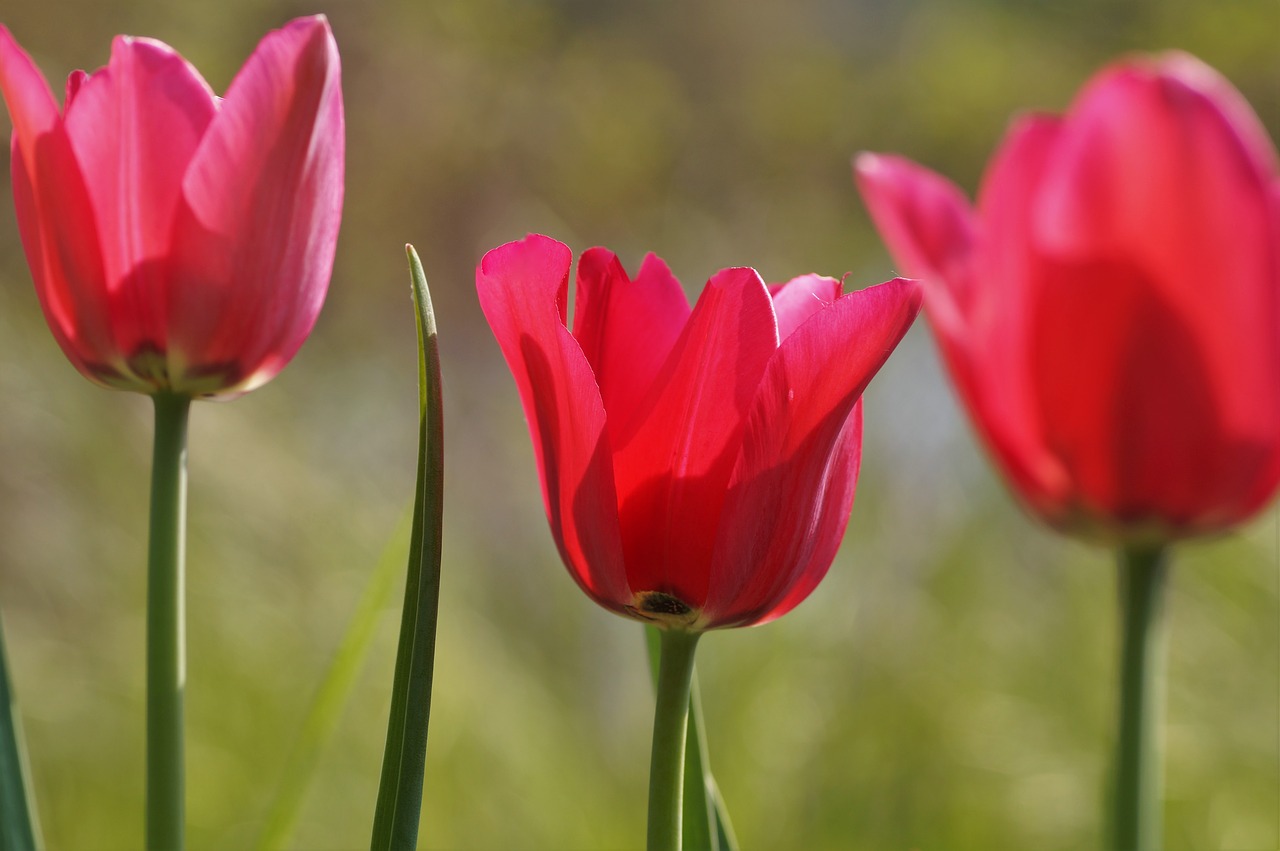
[626,591,700,630]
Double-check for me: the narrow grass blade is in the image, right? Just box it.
[370,245,445,851]
[0,607,41,851]
[256,512,412,850]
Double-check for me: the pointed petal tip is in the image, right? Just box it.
[0,24,60,143]
[0,25,35,76]
[853,151,920,182]
[853,153,951,214]
[833,277,924,341]
[274,14,334,41]
[887,275,925,314]
[853,150,887,178]
[885,274,924,298]
[294,13,333,29]
[246,14,341,83]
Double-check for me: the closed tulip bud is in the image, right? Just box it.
[0,15,344,398]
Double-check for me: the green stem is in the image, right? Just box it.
[1111,544,1168,851]
[146,393,190,851]
[648,629,701,851]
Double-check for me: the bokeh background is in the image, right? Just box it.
[1,0,1278,848]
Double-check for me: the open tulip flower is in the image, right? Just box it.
[855,52,1280,544]
[856,53,1280,851]
[479,233,919,850]
[0,15,343,399]
[478,233,921,632]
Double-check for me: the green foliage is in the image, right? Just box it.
[0,608,40,851]
[0,0,1276,848]
[369,247,444,850]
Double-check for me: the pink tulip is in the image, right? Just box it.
[0,16,343,398]
[478,234,920,630]
[857,53,1280,541]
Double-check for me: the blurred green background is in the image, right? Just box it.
[1,0,1278,848]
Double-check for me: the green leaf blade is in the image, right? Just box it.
[369,246,445,851]
[0,607,41,851]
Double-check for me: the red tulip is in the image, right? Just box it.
[0,16,343,398]
[477,234,920,630]
[856,53,1280,541]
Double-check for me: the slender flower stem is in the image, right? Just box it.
[1111,544,1169,851]
[648,629,701,851]
[146,393,190,851]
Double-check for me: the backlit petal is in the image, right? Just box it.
[855,152,974,316]
[61,36,216,367]
[705,278,920,627]
[170,15,343,394]
[1034,53,1280,462]
[572,248,690,439]
[611,266,776,606]
[969,114,1070,516]
[0,28,117,381]
[1028,256,1273,531]
[855,152,993,467]
[0,26,59,185]
[770,274,841,342]
[477,235,630,611]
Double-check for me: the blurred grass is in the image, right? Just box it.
[0,0,1277,848]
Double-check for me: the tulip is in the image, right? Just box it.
[0,15,343,399]
[855,53,1280,543]
[0,19,343,849]
[856,53,1280,851]
[478,233,919,850]
[478,233,920,631]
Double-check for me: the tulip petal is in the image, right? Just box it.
[1034,54,1280,458]
[476,235,631,611]
[703,278,920,627]
[855,153,994,467]
[855,152,975,318]
[769,274,842,342]
[1025,58,1280,528]
[968,115,1073,516]
[611,267,777,607]
[756,404,862,625]
[857,129,1071,518]
[1028,256,1275,531]
[61,35,217,347]
[0,28,118,381]
[572,248,690,440]
[170,15,343,393]
[0,28,59,321]
[0,27,58,150]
